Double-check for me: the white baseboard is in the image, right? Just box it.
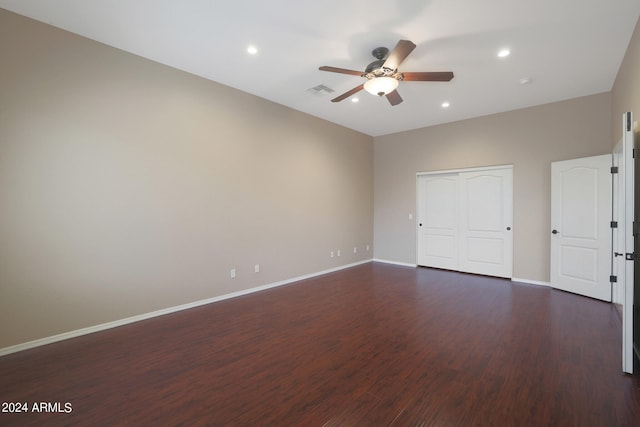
[0,259,373,357]
[511,277,551,287]
[373,258,417,268]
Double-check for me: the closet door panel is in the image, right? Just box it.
[417,174,458,270]
[458,168,513,278]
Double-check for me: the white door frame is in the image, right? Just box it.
[417,164,513,177]
[622,112,635,374]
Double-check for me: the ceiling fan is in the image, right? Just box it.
[319,40,454,106]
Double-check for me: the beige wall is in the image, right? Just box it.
[374,92,612,282]
[2,8,637,352]
[612,16,640,141]
[611,16,640,343]
[0,9,374,349]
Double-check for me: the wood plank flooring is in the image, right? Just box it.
[1,262,639,426]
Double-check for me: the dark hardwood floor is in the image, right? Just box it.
[1,262,639,426]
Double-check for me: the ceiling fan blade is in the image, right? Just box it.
[319,66,364,76]
[383,40,416,71]
[331,84,364,102]
[385,90,403,106]
[402,71,454,82]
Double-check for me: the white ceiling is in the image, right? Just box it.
[1,0,639,136]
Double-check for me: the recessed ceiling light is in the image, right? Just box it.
[498,48,510,58]
[519,77,533,85]
[352,98,359,103]
[247,45,258,55]
[441,101,450,108]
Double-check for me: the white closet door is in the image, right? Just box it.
[417,174,458,269]
[417,166,513,278]
[458,168,513,278]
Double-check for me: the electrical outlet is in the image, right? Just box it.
[230,268,236,278]
[254,264,260,273]
[330,251,334,258]
[366,245,370,251]
[353,247,357,253]
[337,250,341,257]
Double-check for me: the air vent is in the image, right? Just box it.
[306,84,335,96]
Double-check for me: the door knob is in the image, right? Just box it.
[506,227,511,231]
[552,229,558,235]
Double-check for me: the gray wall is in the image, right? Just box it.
[373,92,612,282]
[0,9,374,349]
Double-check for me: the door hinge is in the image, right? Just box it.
[627,112,632,132]
[610,275,617,282]
[610,221,618,228]
[611,166,619,174]
[634,221,639,237]
[626,253,635,261]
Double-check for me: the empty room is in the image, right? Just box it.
[1,1,640,425]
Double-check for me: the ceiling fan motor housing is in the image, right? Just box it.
[365,46,393,75]
[365,59,385,74]
[371,46,388,59]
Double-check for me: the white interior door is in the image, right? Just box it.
[417,174,458,269]
[612,140,624,306]
[458,168,513,278]
[550,155,612,301]
[613,112,635,374]
[417,166,513,278]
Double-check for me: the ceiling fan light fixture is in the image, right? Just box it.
[364,76,399,96]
